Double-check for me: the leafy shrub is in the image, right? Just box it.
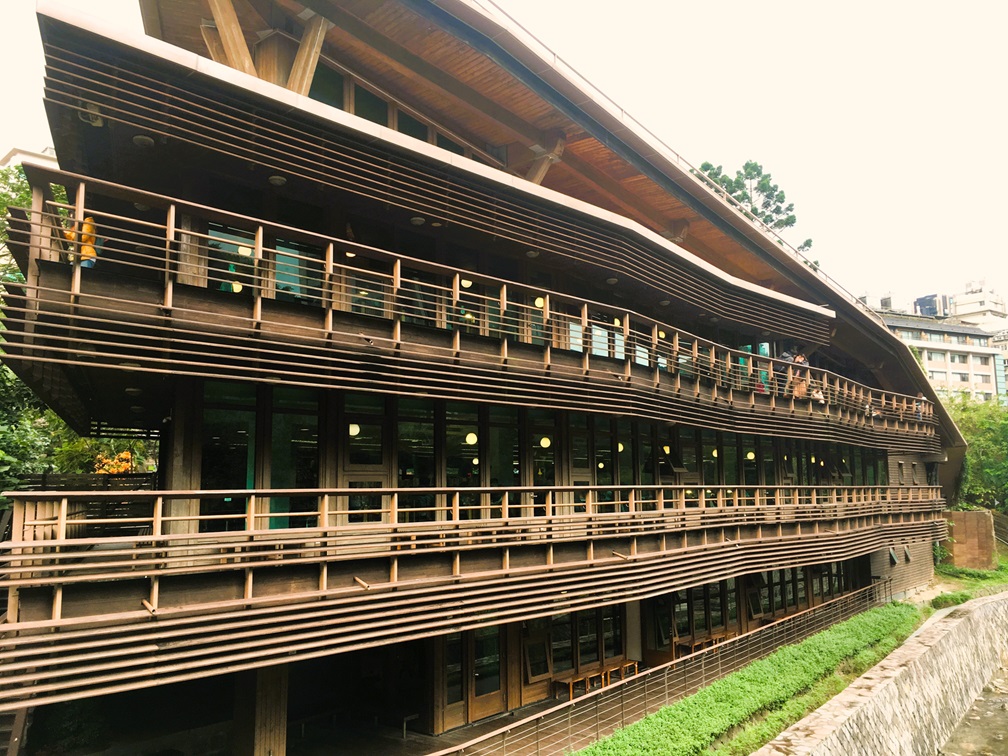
[930,591,972,609]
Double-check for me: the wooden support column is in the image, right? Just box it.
[525,130,566,185]
[287,13,332,95]
[233,665,289,756]
[207,0,257,76]
[200,23,229,64]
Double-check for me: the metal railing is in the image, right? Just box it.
[428,581,891,756]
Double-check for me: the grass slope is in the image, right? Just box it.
[578,603,922,756]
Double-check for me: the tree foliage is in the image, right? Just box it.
[699,160,812,253]
[0,167,156,504]
[945,394,1008,511]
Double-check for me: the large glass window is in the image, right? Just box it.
[397,109,429,141]
[354,84,388,125]
[200,382,257,531]
[346,393,384,467]
[308,64,344,109]
[446,402,481,518]
[577,611,599,667]
[488,406,520,517]
[269,387,319,528]
[529,409,556,516]
[398,398,436,522]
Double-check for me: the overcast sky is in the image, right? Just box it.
[5,0,1006,311]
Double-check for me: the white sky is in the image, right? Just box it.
[4,0,1006,310]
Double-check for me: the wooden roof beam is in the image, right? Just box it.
[200,23,229,65]
[299,0,545,148]
[206,0,258,77]
[287,12,333,95]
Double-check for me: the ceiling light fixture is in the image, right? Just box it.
[606,276,618,285]
[410,216,425,226]
[267,174,287,186]
[132,134,155,148]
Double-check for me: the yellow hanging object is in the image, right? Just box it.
[63,216,98,264]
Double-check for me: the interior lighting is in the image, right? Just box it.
[745,451,756,460]
[539,436,552,449]
[662,445,671,454]
[472,458,479,465]
[811,455,817,463]
[613,317,621,327]
[658,330,666,339]
[617,442,624,452]
[598,462,605,469]
[711,449,718,458]
[534,296,545,308]
[267,174,287,186]
[410,216,425,226]
[125,387,143,396]
[659,300,670,306]
[132,134,155,148]
[348,423,361,437]
[465,432,478,445]
[460,279,473,289]
[606,276,619,285]
[526,249,540,258]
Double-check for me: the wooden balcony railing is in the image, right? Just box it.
[2,483,945,589]
[4,170,936,440]
[0,483,942,713]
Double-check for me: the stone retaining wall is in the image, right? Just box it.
[755,591,1008,756]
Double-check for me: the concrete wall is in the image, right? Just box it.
[756,591,1008,756]
[942,510,997,570]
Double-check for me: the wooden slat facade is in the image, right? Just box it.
[0,2,964,750]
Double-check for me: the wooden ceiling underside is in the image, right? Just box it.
[143,0,805,294]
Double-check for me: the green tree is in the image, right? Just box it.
[945,394,1008,510]
[0,167,156,504]
[699,160,813,253]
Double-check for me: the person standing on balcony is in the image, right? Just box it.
[62,216,99,268]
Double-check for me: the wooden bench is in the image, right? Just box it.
[551,669,604,700]
[604,660,639,685]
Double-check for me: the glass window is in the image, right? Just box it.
[436,132,466,156]
[274,239,324,303]
[446,402,481,518]
[653,595,671,650]
[445,632,463,704]
[398,398,436,522]
[673,591,690,638]
[602,605,623,659]
[397,109,429,141]
[346,393,384,467]
[530,409,555,515]
[551,614,573,673]
[201,382,257,532]
[577,612,599,667]
[269,387,319,528]
[489,406,520,517]
[353,84,388,125]
[473,626,501,696]
[309,65,344,109]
